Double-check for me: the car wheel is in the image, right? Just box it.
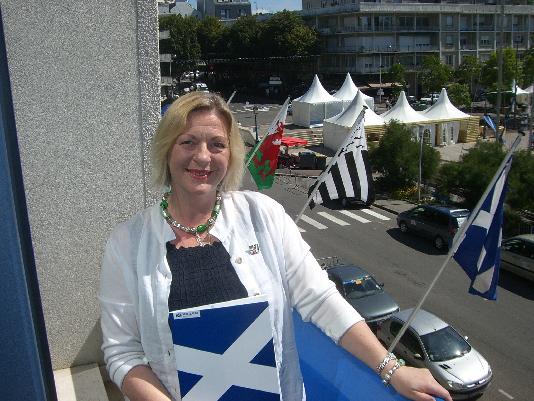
[399,221,408,233]
[433,235,445,250]
[341,198,349,208]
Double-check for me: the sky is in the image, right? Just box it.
[188,0,301,14]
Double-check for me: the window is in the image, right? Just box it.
[445,15,453,27]
[401,331,424,357]
[445,55,454,66]
[450,126,454,143]
[445,35,453,46]
[480,36,490,46]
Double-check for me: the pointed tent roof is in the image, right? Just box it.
[381,91,428,123]
[294,74,338,103]
[333,73,358,101]
[422,88,470,120]
[512,80,530,95]
[325,91,384,127]
[525,84,534,93]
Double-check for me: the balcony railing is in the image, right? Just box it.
[324,45,438,53]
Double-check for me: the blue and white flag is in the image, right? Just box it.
[483,114,497,134]
[168,296,280,401]
[453,159,512,300]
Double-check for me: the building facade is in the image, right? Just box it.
[197,0,252,20]
[301,0,534,94]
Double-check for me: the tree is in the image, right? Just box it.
[197,16,226,59]
[521,47,534,87]
[419,55,453,95]
[447,83,471,108]
[480,47,519,91]
[370,121,440,193]
[261,11,319,57]
[387,63,406,98]
[226,16,264,58]
[436,141,505,208]
[507,149,534,212]
[454,55,482,99]
[159,15,201,79]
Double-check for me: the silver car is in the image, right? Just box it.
[377,308,492,400]
[500,234,534,281]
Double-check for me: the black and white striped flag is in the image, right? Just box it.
[309,111,374,208]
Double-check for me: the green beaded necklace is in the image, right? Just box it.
[160,191,222,246]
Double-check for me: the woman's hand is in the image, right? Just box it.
[390,366,453,401]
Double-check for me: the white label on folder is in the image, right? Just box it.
[173,311,201,319]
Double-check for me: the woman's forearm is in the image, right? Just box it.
[121,365,172,401]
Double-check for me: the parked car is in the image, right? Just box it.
[420,92,440,104]
[500,234,534,281]
[324,263,399,327]
[396,205,470,250]
[377,308,493,400]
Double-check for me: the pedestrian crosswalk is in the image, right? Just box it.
[296,208,390,233]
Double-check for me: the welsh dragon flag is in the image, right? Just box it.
[247,98,290,190]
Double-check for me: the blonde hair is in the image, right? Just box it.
[151,92,245,192]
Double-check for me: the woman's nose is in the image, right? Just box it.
[193,142,211,162]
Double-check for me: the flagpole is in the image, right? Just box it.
[244,97,290,168]
[294,109,366,224]
[227,90,237,105]
[387,134,522,353]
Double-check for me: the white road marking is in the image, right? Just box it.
[300,214,328,230]
[298,227,306,233]
[498,389,514,399]
[361,208,390,220]
[338,210,371,223]
[317,212,350,226]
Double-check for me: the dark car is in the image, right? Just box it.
[377,309,492,400]
[325,264,399,326]
[396,205,469,250]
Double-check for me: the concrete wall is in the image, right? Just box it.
[1,0,160,369]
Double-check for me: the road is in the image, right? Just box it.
[242,174,534,401]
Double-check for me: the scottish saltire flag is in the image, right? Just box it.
[168,296,280,401]
[247,98,290,190]
[453,159,512,300]
[309,111,374,208]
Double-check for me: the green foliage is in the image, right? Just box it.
[197,17,225,58]
[226,16,264,58]
[261,11,319,57]
[507,150,534,212]
[447,83,471,108]
[370,121,440,192]
[436,141,506,208]
[159,15,201,76]
[522,47,534,87]
[480,48,520,90]
[419,55,453,95]
[387,63,407,98]
[454,56,482,99]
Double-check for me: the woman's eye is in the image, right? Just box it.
[213,142,227,149]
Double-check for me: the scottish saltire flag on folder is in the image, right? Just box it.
[168,295,280,401]
[309,112,374,208]
[453,159,512,300]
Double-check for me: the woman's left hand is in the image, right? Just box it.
[390,366,453,401]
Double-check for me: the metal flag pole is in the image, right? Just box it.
[294,109,366,225]
[388,134,522,352]
[244,97,290,168]
[227,90,237,105]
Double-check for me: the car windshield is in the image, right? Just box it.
[343,276,382,299]
[420,326,471,362]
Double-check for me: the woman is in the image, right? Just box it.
[99,91,452,401]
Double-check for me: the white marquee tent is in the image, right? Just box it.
[380,91,433,145]
[333,73,374,111]
[292,75,342,128]
[323,91,384,151]
[421,88,470,145]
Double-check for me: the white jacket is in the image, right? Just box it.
[99,190,362,401]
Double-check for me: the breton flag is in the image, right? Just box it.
[308,110,374,208]
[247,98,290,190]
[452,157,512,300]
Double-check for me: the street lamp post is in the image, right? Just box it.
[418,128,424,203]
[379,52,382,104]
[253,105,259,143]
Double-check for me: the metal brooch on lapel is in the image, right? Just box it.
[248,244,260,255]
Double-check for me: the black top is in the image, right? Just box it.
[166,241,248,311]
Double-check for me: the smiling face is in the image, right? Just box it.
[168,109,230,199]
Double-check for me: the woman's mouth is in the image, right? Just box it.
[187,169,211,179]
